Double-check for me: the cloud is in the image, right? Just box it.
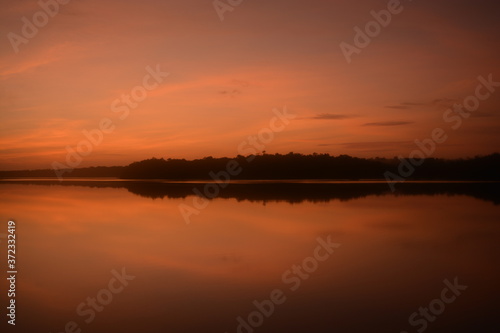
[363,121,414,126]
[472,112,494,118]
[339,141,415,152]
[232,79,249,87]
[313,141,415,154]
[218,79,248,97]
[219,89,241,96]
[385,102,425,109]
[0,43,70,77]
[401,102,424,106]
[432,98,457,106]
[385,105,410,109]
[311,113,355,120]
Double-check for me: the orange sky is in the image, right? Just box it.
[1,0,499,170]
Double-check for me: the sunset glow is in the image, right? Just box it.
[1,0,499,170]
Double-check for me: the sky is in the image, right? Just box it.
[1,0,499,170]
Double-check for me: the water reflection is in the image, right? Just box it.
[0,182,498,333]
[1,180,499,204]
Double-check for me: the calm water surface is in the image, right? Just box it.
[0,181,499,333]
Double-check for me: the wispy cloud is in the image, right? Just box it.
[363,121,414,126]
[218,79,249,97]
[219,89,241,97]
[339,141,415,152]
[472,112,494,118]
[401,102,424,106]
[385,102,425,109]
[385,105,411,109]
[432,98,458,106]
[311,113,356,120]
[232,79,249,87]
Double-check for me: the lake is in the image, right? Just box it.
[0,180,499,333]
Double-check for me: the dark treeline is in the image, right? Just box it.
[121,153,500,180]
[0,153,499,180]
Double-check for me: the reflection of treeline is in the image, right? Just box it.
[124,182,500,205]
[1,180,498,205]
[1,153,499,180]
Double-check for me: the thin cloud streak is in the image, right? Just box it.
[311,113,357,120]
[363,121,415,127]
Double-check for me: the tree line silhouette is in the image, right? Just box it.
[0,152,499,180]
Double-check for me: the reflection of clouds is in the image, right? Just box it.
[2,183,500,333]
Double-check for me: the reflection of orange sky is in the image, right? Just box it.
[1,183,499,332]
[1,0,499,169]
[2,184,498,294]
